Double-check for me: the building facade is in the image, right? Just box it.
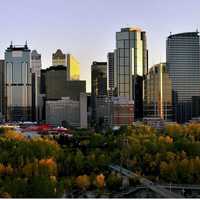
[31,50,42,121]
[67,54,80,80]
[46,93,87,128]
[115,27,148,119]
[111,96,134,127]
[52,49,67,66]
[0,60,4,119]
[4,43,32,121]
[143,63,173,121]
[166,32,200,123]
[91,61,107,125]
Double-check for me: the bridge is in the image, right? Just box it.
[109,164,183,198]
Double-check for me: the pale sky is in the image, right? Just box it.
[0,0,200,92]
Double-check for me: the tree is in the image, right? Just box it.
[106,172,122,191]
[76,175,91,190]
[96,174,105,190]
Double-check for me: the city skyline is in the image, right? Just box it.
[1,0,200,92]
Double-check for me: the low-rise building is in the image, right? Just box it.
[46,93,87,128]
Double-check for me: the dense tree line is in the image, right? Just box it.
[1,123,200,197]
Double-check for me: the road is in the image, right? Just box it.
[109,164,183,198]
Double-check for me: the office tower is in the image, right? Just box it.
[143,63,173,121]
[115,27,148,119]
[91,61,107,125]
[52,49,80,80]
[0,60,4,119]
[167,32,200,123]
[46,93,87,128]
[67,54,80,80]
[41,65,86,122]
[44,66,85,101]
[31,50,42,121]
[4,43,32,121]
[91,61,107,97]
[52,49,67,66]
[31,50,41,77]
[107,52,115,96]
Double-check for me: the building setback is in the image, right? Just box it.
[167,32,200,123]
[4,43,32,121]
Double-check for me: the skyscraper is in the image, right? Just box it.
[52,49,67,66]
[31,50,42,121]
[4,43,32,121]
[0,60,4,119]
[143,63,173,120]
[115,27,148,119]
[91,61,107,126]
[107,52,115,96]
[167,32,200,123]
[67,54,80,80]
[52,49,80,80]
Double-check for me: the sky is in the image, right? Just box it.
[0,0,200,92]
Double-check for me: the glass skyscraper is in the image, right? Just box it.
[167,32,200,123]
[115,27,148,119]
[143,63,173,120]
[4,43,32,121]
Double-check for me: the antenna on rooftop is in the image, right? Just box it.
[10,41,13,48]
[196,28,199,33]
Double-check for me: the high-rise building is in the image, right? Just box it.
[44,65,85,101]
[31,50,42,121]
[115,27,148,119]
[67,54,80,80]
[52,49,67,66]
[91,61,107,125]
[107,52,115,96]
[0,60,4,119]
[167,32,200,123]
[52,49,80,80]
[91,61,107,97]
[4,43,32,121]
[143,63,173,121]
[41,65,86,122]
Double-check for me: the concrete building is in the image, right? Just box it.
[115,27,148,119]
[44,65,86,101]
[167,32,200,123]
[143,63,173,121]
[110,96,134,127]
[46,93,87,128]
[4,43,32,121]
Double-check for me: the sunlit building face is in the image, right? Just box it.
[67,54,80,80]
[115,27,148,100]
[143,63,173,120]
